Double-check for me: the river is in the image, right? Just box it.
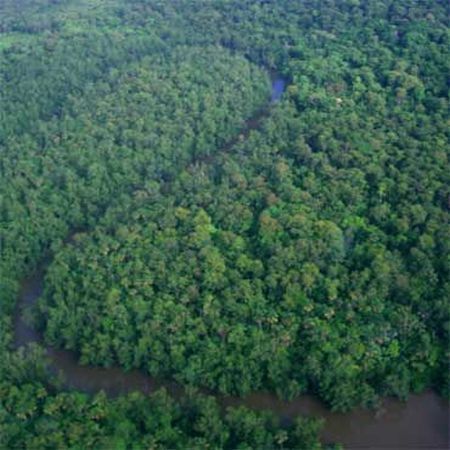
[13,75,449,449]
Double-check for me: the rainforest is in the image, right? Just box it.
[1,1,449,449]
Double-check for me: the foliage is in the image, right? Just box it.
[1,0,449,447]
[0,380,328,450]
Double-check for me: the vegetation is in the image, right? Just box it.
[1,0,449,447]
[1,353,329,450]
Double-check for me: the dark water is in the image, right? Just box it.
[271,77,286,102]
[13,76,450,449]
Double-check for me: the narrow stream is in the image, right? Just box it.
[13,76,449,449]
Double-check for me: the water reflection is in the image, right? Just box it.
[271,78,286,102]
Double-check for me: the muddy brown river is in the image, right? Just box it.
[13,76,449,449]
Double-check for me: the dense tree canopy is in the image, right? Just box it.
[1,361,328,450]
[1,0,449,447]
